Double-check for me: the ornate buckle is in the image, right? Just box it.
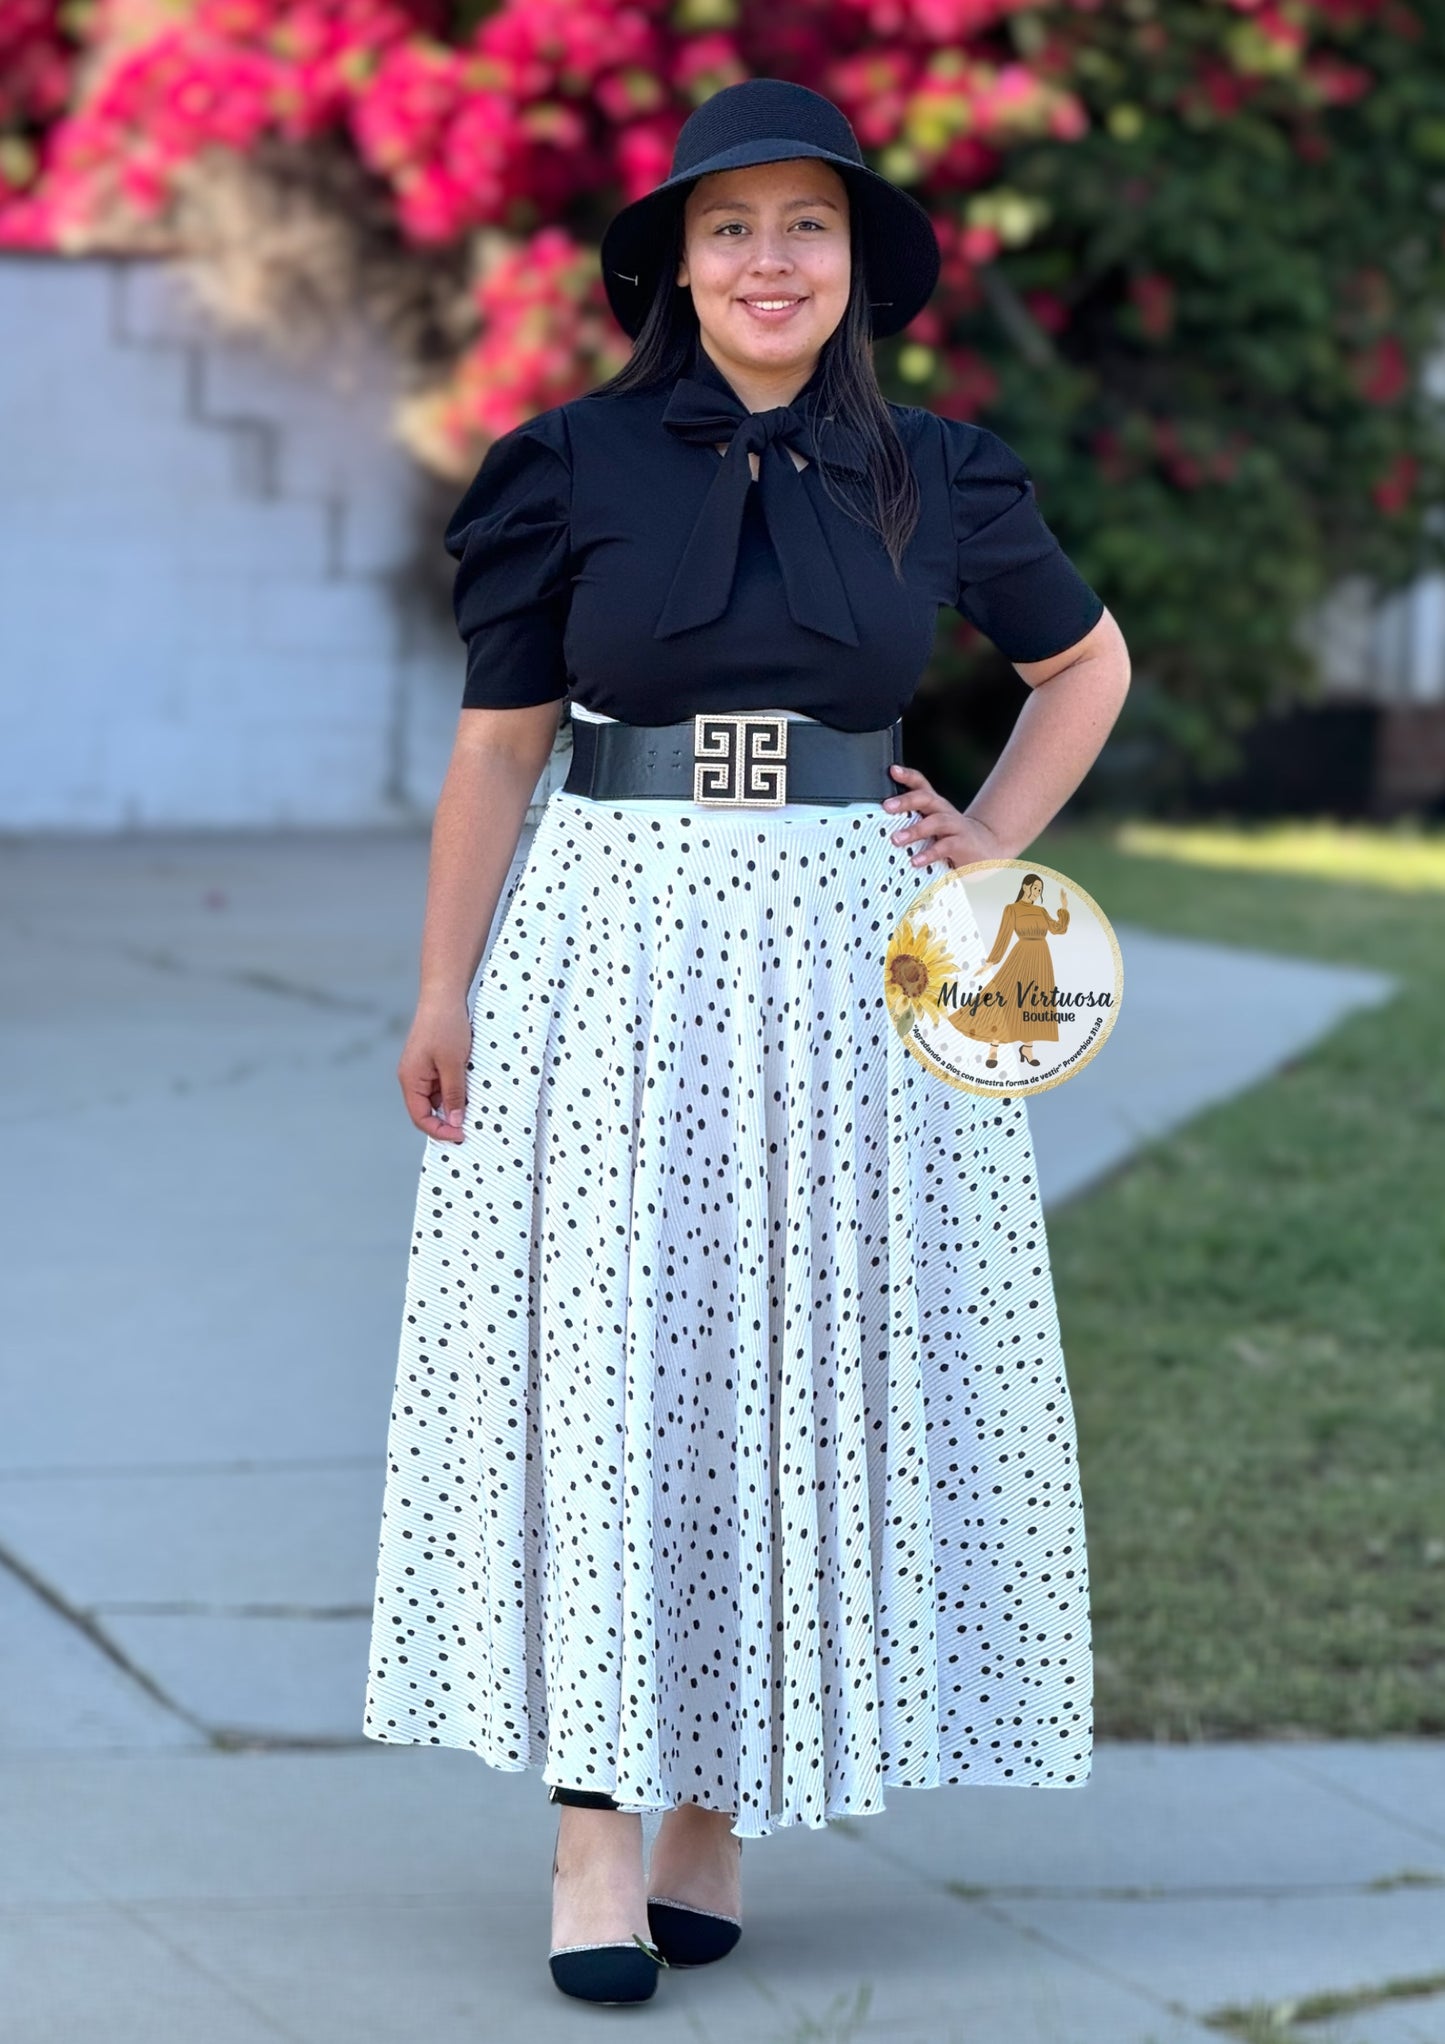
[692,713,789,807]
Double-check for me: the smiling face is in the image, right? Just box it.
[675,157,852,403]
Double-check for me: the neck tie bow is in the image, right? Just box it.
[653,375,868,646]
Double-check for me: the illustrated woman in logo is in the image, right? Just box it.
[949,873,1069,1069]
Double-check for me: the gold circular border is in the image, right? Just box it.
[891,857,1125,1100]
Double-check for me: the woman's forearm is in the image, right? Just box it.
[417,714,560,1007]
[964,648,1132,861]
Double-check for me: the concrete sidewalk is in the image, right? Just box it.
[3,1742,1443,2044]
[4,827,1437,2044]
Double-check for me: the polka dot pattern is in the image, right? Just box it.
[363,786,1093,1837]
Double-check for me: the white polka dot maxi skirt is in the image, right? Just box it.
[362,762,1093,1838]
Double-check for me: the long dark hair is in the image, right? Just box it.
[590,182,923,578]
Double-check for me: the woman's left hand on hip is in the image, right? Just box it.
[882,764,1007,870]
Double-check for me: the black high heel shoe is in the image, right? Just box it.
[646,1830,743,1966]
[646,1892,742,1967]
[1018,1045,1040,1067]
[548,1788,666,2004]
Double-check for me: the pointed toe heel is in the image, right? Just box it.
[548,1806,665,2005]
[548,1937,665,2004]
[646,1896,743,1967]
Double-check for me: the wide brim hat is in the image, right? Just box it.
[600,78,941,343]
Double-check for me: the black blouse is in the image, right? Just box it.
[443,331,1104,733]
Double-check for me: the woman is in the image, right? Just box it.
[363,77,1132,2007]
[951,874,1073,1069]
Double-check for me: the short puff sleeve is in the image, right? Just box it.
[442,406,573,709]
[943,416,1105,662]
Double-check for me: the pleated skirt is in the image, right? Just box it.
[362,737,1093,1838]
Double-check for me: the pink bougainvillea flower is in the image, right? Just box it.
[394,158,472,240]
[1129,271,1176,341]
[825,51,919,149]
[1024,286,1071,336]
[1372,450,1418,515]
[351,39,464,176]
[1302,53,1374,105]
[610,114,680,203]
[1350,333,1410,405]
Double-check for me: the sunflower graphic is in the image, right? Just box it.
[883,914,960,1041]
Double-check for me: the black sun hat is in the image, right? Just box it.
[600,78,942,343]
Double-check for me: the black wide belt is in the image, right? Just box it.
[564,711,902,808]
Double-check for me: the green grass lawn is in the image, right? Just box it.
[1030,817,1445,1742]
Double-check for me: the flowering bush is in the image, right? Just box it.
[4,0,1444,771]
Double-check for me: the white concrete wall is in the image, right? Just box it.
[0,253,567,830]
[1306,572,1445,706]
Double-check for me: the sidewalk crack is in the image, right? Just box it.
[0,1541,214,1741]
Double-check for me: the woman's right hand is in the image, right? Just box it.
[398,997,474,1142]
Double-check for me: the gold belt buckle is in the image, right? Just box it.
[692,713,789,807]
